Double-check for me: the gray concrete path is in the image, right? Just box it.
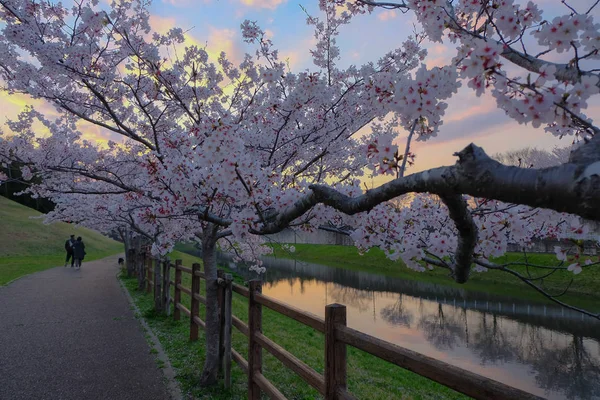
[0,255,172,400]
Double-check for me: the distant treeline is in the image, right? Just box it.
[1,162,55,213]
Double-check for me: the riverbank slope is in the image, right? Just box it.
[0,196,123,285]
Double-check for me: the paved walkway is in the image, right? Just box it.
[0,255,173,400]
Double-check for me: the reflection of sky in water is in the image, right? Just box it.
[260,277,600,400]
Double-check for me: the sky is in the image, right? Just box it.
[1,0,599,179]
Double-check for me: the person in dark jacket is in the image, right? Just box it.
[64,235,76,267]
[72,236,86,269]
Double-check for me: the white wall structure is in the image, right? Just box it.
[266,228,354,246]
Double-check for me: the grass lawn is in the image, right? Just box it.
[0,196,123,285]
[121,250,467,400]
[266,243,600,312]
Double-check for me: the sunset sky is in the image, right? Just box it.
[2,0,599,179]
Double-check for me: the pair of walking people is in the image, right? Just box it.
[65,235,86,269]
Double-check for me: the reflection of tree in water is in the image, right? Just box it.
[525,335,600,400]
[253,252,600,400]
[465,313,600,399]
[328,284,375,314]
[380,295,414,328]
[404,300,600,399]
[470,314,518,365]
[416,304,466,351]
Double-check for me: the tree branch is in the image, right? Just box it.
[438,193,478,283]
[476,259,600,320]
[355,0,600,87]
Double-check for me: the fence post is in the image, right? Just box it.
[154,257,162,311]
[248,280,262,400]
[217,269,225,376]
[173,259,182,321]
[163,260,171,315]
[190,263,201,341]
[325,304,347,400]
[146,253,152,293]
[223,273,233,389]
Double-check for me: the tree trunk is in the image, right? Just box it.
[120,228,130,271]
[199,228,220,387]
[135,237,145,290]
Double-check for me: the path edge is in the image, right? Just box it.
[117,275,184,400]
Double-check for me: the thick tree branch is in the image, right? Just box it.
[196,206,233,228]
[253,140,600,286]
[438,193,478,283]
[302,143,600,220]
[249,192,318,234]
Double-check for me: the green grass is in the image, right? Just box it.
[122,251,467,400]
[267,244,600,311]
[0,195,123,285]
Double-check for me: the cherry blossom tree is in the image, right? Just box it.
[493,146,572,168]
[1,0,600,386]
[0,0,431,384]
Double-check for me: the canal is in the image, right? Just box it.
[213,253,600,400]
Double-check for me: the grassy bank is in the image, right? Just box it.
[0,196,123,285]
[267,243,600,311]
[121,250,466,400]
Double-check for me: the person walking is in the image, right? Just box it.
[72,236,86,269]
[64,235,76,267]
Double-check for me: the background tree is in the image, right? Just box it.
[1,160,55,212]
[493,146,572,168]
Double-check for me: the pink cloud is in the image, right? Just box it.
[278,35,318,71]
[444,93,497,123]
[148,15,179,36]
[161,0,211,6]
[238,0,286,10]
[378,10,397,21]
[149,15,244,65]
[424,44,454,69]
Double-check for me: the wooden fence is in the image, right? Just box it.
[136,253,544,400]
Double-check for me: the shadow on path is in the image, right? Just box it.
[0,255,172,400]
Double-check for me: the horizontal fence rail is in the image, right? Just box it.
[255,331,325,394]
[335,323,542,400]
[133,251,546,400]
[255,292,325,333]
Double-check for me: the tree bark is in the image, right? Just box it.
[134,236,145,290]
[120,228,131,276]
[199,226,220,387]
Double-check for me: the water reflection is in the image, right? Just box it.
[217,254,600,400]
[380,296,413,328]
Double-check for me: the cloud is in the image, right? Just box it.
[278,35,318,71]
[423,44,454,69]
[77,121,123,147]
[279,49,302,70]
[378,10,397,21]
[0,91,124,145]
[149,16,244,64]
[148,15,179,36]
[205,26,244,64]
[444,93,497,123]
[238,0,286,10]
[407,110,572,172]
[264,29,275,40]
[161,0,211,6]
[0,92,61,136]
[434,108,511,143]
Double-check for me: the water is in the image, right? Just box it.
[217,254,600,400]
